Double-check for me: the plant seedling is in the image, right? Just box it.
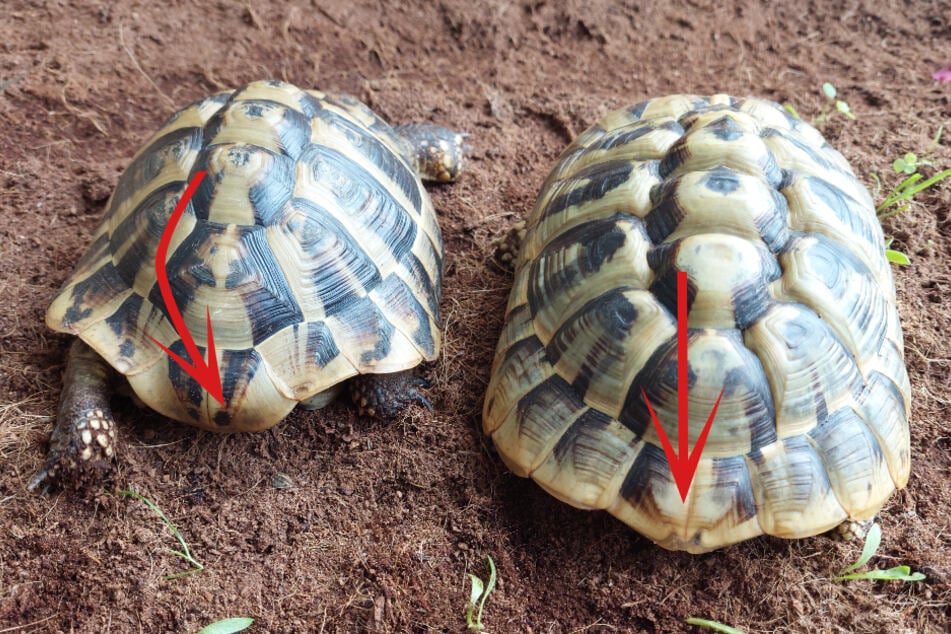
[883,238,911,266]
[834,523,926,582]
[686,617,748,633]
[873,126,951,265]
[465,555,497,632]
[892,152,932,175]
[784,82,855,125]
[876,164,951,220]
[117,489,205,580]
[815,82,855,123]
[196,618,254,634]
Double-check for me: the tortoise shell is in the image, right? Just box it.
[483,94,911,553]
[47,81,443,432]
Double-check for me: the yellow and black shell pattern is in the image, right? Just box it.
[483,94,911,553]
[47,81,443,432]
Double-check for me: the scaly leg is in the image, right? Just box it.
[348,371,433,418]
[29,339,118,492]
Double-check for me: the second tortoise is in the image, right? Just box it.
[483,94,911,553]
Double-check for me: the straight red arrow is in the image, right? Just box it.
[148,171,225,406]
[642,270,724,502]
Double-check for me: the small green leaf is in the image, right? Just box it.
[878,203,910,219]
[926,124,945,154]
[897,172,925,191]
[840,523,882,574]
[686,617,748,634]
[885,249,911,265]
[836,100,856,119]
[838,566,926,582]
[465,556,498,631]
[893,153,919,174]
[466,573,484,613]
[196,617,254,634]
[892,158,911,174]
[783,103,801,119]
[835,523,925,581]
[822,82,837,99]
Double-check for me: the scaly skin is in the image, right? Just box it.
[348,371,433,418]
[29,339,118,492]
[395,123,469,183]
[492,219,527,270]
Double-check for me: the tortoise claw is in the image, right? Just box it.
[413,392,433,411]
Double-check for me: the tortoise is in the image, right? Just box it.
[483,94,911,553]
[31,80,466,490]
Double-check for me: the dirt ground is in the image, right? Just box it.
[1,1,949,632]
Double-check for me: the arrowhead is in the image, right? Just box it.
[641,387,724,503]
[150,309,225,407]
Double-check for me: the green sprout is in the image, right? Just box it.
[873,126,951,265]
[783,82,855,125]
[686,618,748,633]
[465,555,497,632]
[876,165,951,219]
[815,82,855,123]
[784,82,855,124]
[882,238,911,266]
[196,618,254,634]
[117,489,205,580]
[892,151,932,175]
[834,523,926,582]
[782,103,801,120]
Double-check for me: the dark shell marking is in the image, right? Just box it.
[484,94,910,553]
[47,81,443,431]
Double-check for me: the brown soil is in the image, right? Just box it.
[1,1,949,632]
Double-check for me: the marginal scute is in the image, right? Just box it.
[748,435,846,538]
[856,372,911,487]
[807,408,894,518]
[484,94,911,553]
[46,80,445,432]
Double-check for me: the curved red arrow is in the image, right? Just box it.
[148,171,225,406]
[642,271,724,503]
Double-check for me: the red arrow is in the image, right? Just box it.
[148,171,225,406]
[642,270,725,503]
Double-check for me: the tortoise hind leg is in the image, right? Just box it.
[348,370,432,418]
[394,123,468,183]
[834,518,876,542]
[29,339,118,492]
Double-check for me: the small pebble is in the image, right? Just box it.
[271,472,295,489]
